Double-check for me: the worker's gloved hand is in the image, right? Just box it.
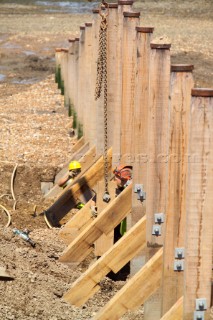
[76,202,85,210]
[90,206,98,218]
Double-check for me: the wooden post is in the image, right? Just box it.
[144,42,171,320]
[130,26,154,275]
[73,38,79,125]
[89,9,103,151]
[161,65,194,315]
[55,48,61,85]
[146,42,171,247]
[67,39,75,116]
[61,48,69,108]
[183,88,213,319]
[94,4,120,257]
[120,11,140,164]
[77,26,85,137]
[112,0,134,166]
[60,48,67,98]
[82,22,93,144]
[107,3,118,149]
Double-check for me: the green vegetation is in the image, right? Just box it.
[78,123,83,139]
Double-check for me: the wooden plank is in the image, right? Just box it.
[45,148,112,227]
[144,42,171,320]
[94,180,115,256]
[93,247,163,320]
[59,183,132,263]
[160,297,183,320]
[64,215,146,306]
[183,92,213,319]
[120,12,140,164]
[161,66,194,314]
[58,199,93,244]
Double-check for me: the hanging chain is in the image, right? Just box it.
[95,3,110,201]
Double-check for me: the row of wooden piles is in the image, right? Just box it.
[45,1,213,319]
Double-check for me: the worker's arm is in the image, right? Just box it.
[58,175,72,188]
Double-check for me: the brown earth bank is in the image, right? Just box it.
[0,0,212,319]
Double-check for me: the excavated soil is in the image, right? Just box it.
[0,0,212,319]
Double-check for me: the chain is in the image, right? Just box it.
[95,5,109,196]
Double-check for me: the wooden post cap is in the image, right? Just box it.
[80,25,85,30]
[123,11,140,18]
[118,0,134,5]
[85,22,93,27]
[109,3,118,8]
[92,9,100,13]
[55,48,62,52]
[150,43,171,50]
[191,88,213,97]
[136,26,154,33]
[171,64,194,72]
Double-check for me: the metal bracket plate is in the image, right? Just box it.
[193,311,205,320]
[154,213,165,224]
[196,298,207,311]
[175,247,185,259]
[174,260,184,271]
[134,184,146,202]
[152,225,161,236]
[102,192,111,203]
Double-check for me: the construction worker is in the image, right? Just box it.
[58,161,84,209]
[58,160,81,188]
[113,165,133,240]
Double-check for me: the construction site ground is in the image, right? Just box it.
[0,0,212,319]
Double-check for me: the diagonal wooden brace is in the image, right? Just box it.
[160,296,183,320]
[45,148,112,227]
[92,247,163,320]
[63,215,146,306]
[59,183,132,263]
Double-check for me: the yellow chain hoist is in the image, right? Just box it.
[95,0,111,203]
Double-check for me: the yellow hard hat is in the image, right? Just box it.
[69,161,81,170]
